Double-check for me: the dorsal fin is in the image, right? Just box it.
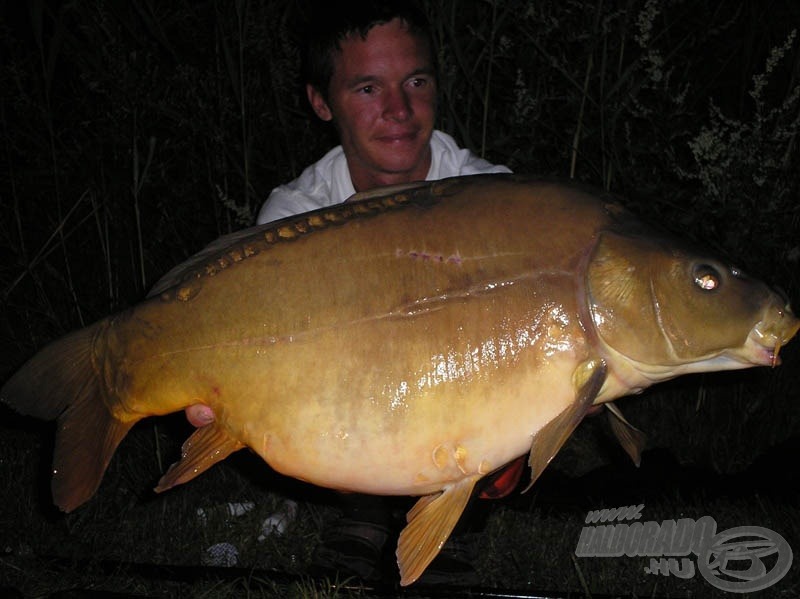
[146,225,267,298]
[347,179,430,202]
[147,184,428,298]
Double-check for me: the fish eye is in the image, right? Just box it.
[730,266,745,278]
[693,264,721,291]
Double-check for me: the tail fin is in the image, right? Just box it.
[1,324,136,512]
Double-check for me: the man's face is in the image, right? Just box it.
[307,18,437,191]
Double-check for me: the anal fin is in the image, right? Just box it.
[155,423,244,492]
[397,474,482,586]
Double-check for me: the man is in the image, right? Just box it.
[256,1,509,224]
[186,0,511,584]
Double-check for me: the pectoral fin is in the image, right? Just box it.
[397,474,482,586]
[523,358,606,493]
[155,423,244,492]
[605,401,646,467]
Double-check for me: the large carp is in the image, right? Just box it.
[2,174,798,584]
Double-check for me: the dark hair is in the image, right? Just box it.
[301,0,435,98]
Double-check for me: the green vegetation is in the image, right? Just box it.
[1,1,798,597]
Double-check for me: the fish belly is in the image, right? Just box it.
[113,270,589,497]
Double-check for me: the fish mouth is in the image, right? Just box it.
[747,304,800,368]
[748,339,784,368]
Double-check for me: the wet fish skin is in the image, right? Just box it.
[2,174,797,585]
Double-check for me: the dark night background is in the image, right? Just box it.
[1,1,799,597]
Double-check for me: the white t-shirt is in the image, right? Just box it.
[256,130,511,224]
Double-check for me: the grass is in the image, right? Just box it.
[1,0,800,597]
[2,407,799,597]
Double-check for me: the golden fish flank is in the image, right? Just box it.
[385,305,564,408]
[2,174,798,586]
